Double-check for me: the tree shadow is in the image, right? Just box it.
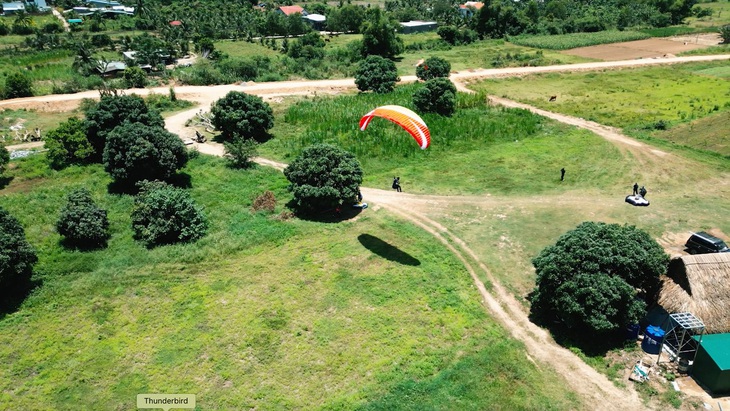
[167,172,192,189]
[59,237,109,252]
[0,175,13,190]
[0,276,41,321]
[107,173,192,195]
[286,200,366,223]
[528,312,630,357]
[358,233,421,266]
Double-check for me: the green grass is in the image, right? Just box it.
[262,83,631,196]
[1,108,78,146]
[0,154,580,410]
[507,30,651,50]
[686,0,730,28]
[468,61,730,156]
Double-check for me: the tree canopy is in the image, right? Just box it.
[413,77,457,116]
[131,181,208,247]
[210,91,274,141]
[84,94,165,160]
[360,8,404,59]
[529,222,669,337]
[0,146,9,174]
[3,72,33,99]
[56,188,110,249]
[0,207,37,296]
[103,122,188,185]
[355,55,400,94]
[416,57,451,81]
[44,117,94,170]
[284,143,363,214]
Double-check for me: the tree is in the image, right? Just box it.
[284,143,363,214]
[355,55,400,94]
[721,25,730,44]
[123,66,148,88]
[84,94,165,159]
[223,136,258,169]
[360,8,404,59]
[56,188,110,249]
[44,117,94,169]
[4,72,33,99]
[528,222,669,337]
[131,181,208,247]
[326,5,365,33]
[0,146,9,174]
[415,57,451,81]
[210,91,274,141]
[72,42,98,76]
[437,25,458,45]
[413,78,457,116]
[103,122,188,185]
[0,207,37,298]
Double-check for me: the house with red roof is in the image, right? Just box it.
[277,5,306,16]
[459,1,483,17]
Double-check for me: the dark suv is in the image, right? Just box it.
[684,232,730,254]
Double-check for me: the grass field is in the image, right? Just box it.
[0,154,580,410]
[686,0,730,28]
[467,61,730,157]
[508,31,652,50]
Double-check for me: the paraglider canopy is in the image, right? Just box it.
[359,105,431,150]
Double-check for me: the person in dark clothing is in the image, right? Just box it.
[633,183,639,196]
[357,190,363,203]
[560,168,565,181]
[639,186,647,198]
[392,177,402,192]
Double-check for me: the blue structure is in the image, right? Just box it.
[2,1,25,15]
[642,325,666,354]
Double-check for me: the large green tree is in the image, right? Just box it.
[131,181,208,248]
[103,123,188,185]
[360,8,404,59]
[355,55,400,94]
[284,143,363,214]
[0,146,9,174]
[0,207,37,300]
[44,117,94,169]
[56,188,110,249]
[529,222,669,337]
[84,94,165,159]
[415,57,451,81]
[210,91,274,141]
[3,72,33,99]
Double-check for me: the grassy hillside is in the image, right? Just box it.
[0,155,580,410]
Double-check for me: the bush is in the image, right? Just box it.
[56,188,110,249]
[84,94,165,159]
[721,25,730,44]
[413,78,457,116]
[0,146,9,174]
[223,136,258,169]
[416,57,451,81]
[123,66,148,88]
[44,117,94,169]
[355,55,400,94]
[4,72,33,99]
[131,181,208,247]
[103,122,188,185]
[528,222,669,338]
[210,91,274,141]
[0,207,37,296]
[284,143,363,214]
[437,25,458,45]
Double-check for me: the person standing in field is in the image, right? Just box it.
[392,177,402,192]
[560,168,565,181]
[633,183,639,196]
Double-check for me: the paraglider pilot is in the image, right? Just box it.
[639,186,647,198]
[392,177,402,192]
[633,183,639,196]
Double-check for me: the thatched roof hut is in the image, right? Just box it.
[657,253,730,334]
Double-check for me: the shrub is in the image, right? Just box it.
[721,25,730,44]
[44,117,94,169]
[437,25,458,45]
[416,57,451,81]
[223,136,258,169]
[284,143,363,214]
[355,55,400,94]
[131,181,208,247]
[56,188,110,249]
[251,191,276,213]
[413,78,457,116]
[123,66,148,88]
[210,91,274,141]
[4,72,33,99]
[103,122,188,185]
[528,222,669,338]
[0,207,37,297]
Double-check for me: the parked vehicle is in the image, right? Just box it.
[684,232,730,254]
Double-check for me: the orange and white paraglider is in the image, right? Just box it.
[359,105,430,150]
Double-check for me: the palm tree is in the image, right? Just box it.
[72,42,96,76]
[14,10,33,28]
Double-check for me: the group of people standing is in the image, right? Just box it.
[633,182,647,198]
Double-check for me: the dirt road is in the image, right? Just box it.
[6,54,730,410]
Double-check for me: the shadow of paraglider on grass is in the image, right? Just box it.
[358,233,421,266]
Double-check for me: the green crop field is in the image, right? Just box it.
[0,154,579,410]
[507,31,652,50]
[467,61,730,157]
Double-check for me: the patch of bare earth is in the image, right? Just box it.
[562,35,722,61]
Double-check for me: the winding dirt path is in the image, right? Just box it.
[6,55,730,410]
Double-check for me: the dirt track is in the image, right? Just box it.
[6,54,730,410]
